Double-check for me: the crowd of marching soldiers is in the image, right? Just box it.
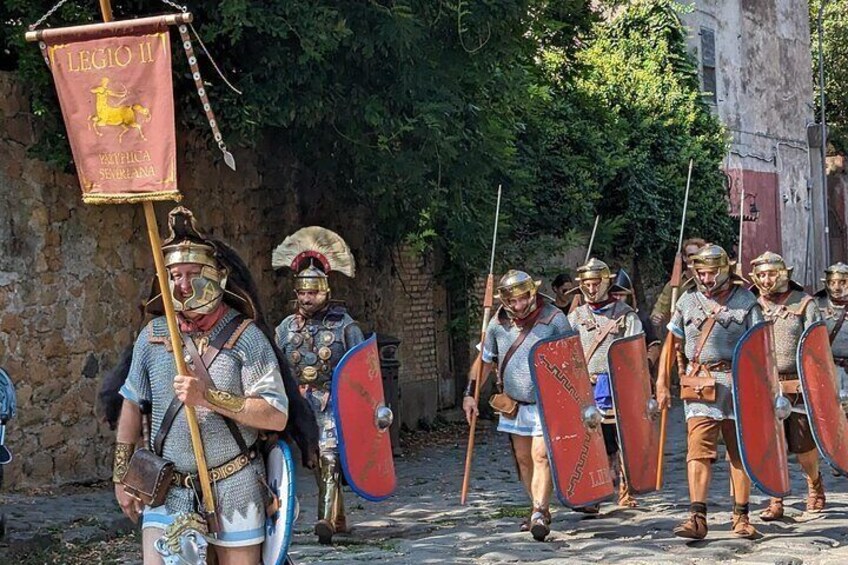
[464,239,848,542]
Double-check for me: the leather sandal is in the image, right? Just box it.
[806,473,826,513]
[529,508,551,542]
[759,497,784,521]
[673,512,707,540]
[731,512,758,539]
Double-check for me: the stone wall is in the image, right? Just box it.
[0,71,447,489]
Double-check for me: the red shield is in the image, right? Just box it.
[608,334,660,494]
[732,322,791,497]
[531,333,615,508]
[798,321,848,475]
[331,335,396,501]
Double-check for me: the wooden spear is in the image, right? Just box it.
[655,158,693,491]
[460,184,502,505]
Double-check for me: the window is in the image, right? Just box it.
[700,27,717,104]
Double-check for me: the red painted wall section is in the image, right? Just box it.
[725,169,781,267]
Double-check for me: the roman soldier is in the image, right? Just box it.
[749,252,824,520]
[655,244,762,540]
[551,272,576,315]
[462,270,572,541]
[272,227,363,545]
[568,259,643,509]
[113,207,311,563]
[817,262,848,395]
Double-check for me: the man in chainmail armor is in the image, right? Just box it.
[462,270,572,541]
[655,244,762,540]
[272,227,364,545]
[568,258,644,510]
[817,263,848,400]
[749,252,824,521]
[113,207,290,563]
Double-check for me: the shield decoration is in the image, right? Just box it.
[530,333,615,508]
[798,321,848,476]
[262,440,297,565]
[732,321,791,498]
[608,334,660,494]
[331,335,396,501]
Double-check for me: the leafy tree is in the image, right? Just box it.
[2,0,732,321]
[1,1,594,267]
[572,0,733,281]
[810,0,848,155]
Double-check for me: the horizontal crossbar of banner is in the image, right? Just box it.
[25,13,193,43]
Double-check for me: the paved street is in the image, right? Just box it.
[2,406,848,563]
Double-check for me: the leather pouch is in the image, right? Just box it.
[679,374,717,403]
[122,449,175,508]
[489,393,519,419]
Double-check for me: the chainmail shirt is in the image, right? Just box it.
[758,291,820,373]
[482,303,572,403]
[669,285,763,420]
[568,301,643,375]
[120,307,288,538]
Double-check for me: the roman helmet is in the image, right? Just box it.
[749,251,800,296]
[689,244,733,294]
[497,270,541,319]
[610,268,636,308]
[823,262,848,302]
[575,258,614,303]
[272,226,355,314]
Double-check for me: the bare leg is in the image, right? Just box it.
[141,527,165,565]
[510,435,534,498]
[529,435,553,541]
[798,448,826,512]
[688,459,712,502]
[797,449,820,484]
[214,543,261,565]
[530,435,553,511]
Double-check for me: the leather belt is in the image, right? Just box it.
[688,361,731,375]
[779,372,798,381]
[171,448,257,489]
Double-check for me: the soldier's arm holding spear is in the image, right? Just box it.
[460,185,502,505]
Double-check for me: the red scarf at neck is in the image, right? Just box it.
[705,286,733,300]
[178,302,227,334]
[511,296,546,328]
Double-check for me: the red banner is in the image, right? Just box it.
[42,20,179,203]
